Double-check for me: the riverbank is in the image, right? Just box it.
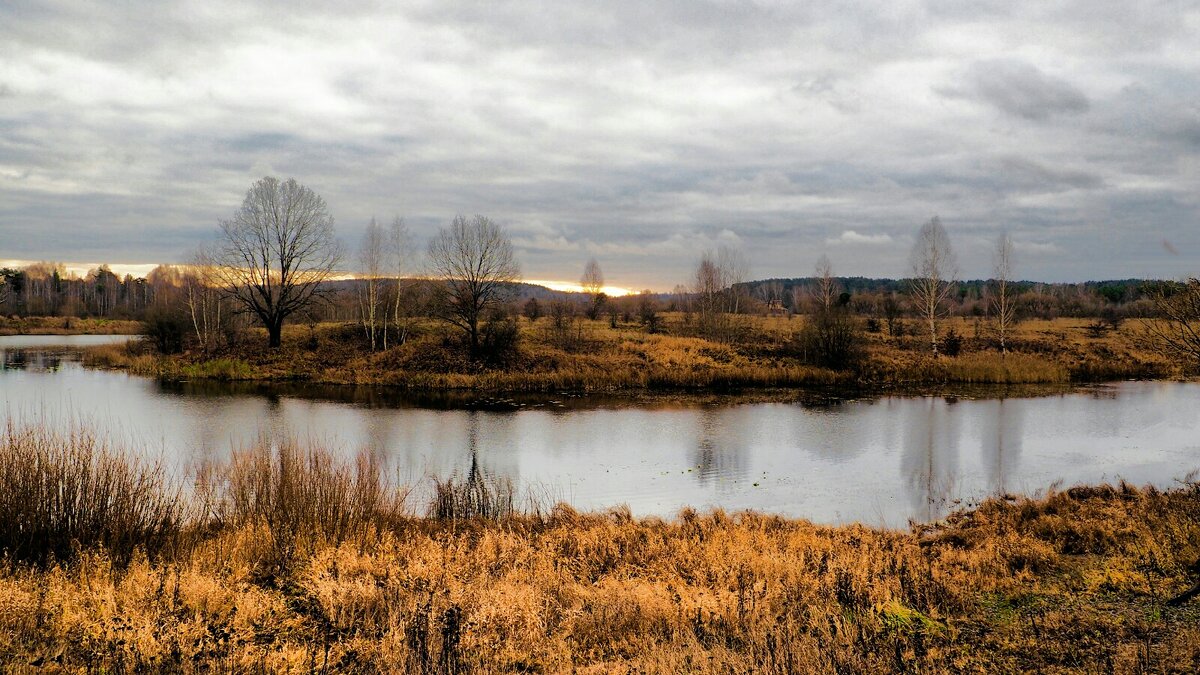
[81,314,1179,392]
[0,423,1197,673]
[0,316,142,336]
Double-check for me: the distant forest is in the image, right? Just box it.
[0,260,1170,324]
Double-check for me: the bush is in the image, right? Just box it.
[480,314,521,366]
[142,306,188,354]
[0,421,183,566]
[942,328,963,357]
[523,297,542,321]
[549,301,583,351]
[797,307,864,370]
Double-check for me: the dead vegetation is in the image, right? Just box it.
[84,313,1184,394]
[1,421,1199,673]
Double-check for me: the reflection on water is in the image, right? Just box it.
[980,399,1023,496]
[3,335,1199,526]
[902,397,961,522]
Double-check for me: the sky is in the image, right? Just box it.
[1,0,1198,290]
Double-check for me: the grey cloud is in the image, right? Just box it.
[943,60,1090,120]
[1,1,1199,286]
[992,158,1104,194]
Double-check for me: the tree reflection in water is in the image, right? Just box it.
[690,406,750,485]
[901,397,962,522]
[1,348,66,372]
[980,398,1023,497]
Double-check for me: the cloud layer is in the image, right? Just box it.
[2,0,1198,286]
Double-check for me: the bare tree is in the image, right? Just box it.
[358,218,385,351]
[183,246,225,356]
[718,245,749,315]
[427,214,520,356]
[991,232,1017,355]
[385,216,413,349]
[692,245,750,338]
[882,292,903,337]
[694,252,725,336]
[908,216,958,356]
[812,254,838,311]
[213,176,342,348]
[672,283,693,323]
[1143,278,1200,366]
[580,258,606,320]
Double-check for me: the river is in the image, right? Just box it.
[2,334,1197,526]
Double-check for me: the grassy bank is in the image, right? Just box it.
[0,316,143,336]
[83,314,1181,393]
[1,422,1199,673]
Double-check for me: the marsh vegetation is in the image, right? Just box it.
[1,421,1198,673]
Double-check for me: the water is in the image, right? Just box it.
[2,335,1198,527]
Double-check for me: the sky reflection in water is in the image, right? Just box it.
[2,336,1198,527]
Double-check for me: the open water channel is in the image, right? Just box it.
[2,334,1197,526]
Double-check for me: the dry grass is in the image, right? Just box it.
[74,313,1185,393]
[0,316,143,336]
[1,423,1199,672]
[79,341,163,376]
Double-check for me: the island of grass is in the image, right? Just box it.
[83,313,1181,393]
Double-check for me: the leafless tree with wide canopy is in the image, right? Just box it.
[213,176,342,348]
[427,214,520,356]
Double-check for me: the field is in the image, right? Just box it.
[1,421,1198,673]
[81,313,1181,392]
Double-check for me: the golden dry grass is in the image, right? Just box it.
[1,423,1199,673]
[76,313,1185,392]
[0,316,142,336]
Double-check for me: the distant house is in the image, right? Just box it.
[766,299,787,316]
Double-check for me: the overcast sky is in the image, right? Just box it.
[2,1,1198,289]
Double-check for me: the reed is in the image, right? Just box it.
[427,471,516,521]
[80,341,162,376]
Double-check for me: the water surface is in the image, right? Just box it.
[2,335,1197,526]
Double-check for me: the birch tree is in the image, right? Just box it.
[813,254,837,311]
[358,218,385,351]
[718,245,749,315]
[183,247,224,355]
[991,233,1017,355]
[385,216,412,349]
[908,216,958,356]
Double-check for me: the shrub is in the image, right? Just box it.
[0,420,183,566]
[523,297,542,321]
[480,314,521,366]
[142,306,188,354]
[942,328,963,357]
[797,307,865,370]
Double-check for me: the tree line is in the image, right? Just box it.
[6,176,1198,368]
